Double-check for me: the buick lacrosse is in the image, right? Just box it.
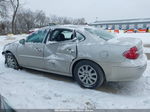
[2,25,147,89]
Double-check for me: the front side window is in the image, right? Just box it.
[50,29,74,42]
[84,28,115,41]
[26,30,48,43]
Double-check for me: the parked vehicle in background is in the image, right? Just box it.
[125,29,135,33]
[29,28,40,34]
[137,28,147,33]
[2,25,147,89]
[147,27,150,32]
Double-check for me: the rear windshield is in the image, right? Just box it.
[84,28,115,41]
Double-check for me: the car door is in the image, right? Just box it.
[17,29,48,69]
[44,28,77,74]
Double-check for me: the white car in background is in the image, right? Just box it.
[29,28,40,34]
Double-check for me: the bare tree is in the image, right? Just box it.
[15,9,35,33]
[0,0,9,34]
[15,9,50,33]
[10,0,19,34]
[34,10,50,27]
[0,0,8,18]
[49,15,86,25]
[0,2,87,35]
[72,18,86,25]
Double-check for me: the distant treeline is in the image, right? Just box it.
[0,0,86,35]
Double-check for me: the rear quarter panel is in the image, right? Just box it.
[76,39,130,81]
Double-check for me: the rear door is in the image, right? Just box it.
[44,28,77,74]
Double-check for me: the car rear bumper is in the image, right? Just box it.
[109,54,147,81]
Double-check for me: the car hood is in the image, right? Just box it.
[4,40,19,46]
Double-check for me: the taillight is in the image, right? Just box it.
[123,46,139,59]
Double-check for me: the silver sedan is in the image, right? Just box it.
[2,25,147,89]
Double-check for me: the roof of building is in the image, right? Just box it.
[90,18,150,25]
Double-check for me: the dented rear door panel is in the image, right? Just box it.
[44,41,77,74]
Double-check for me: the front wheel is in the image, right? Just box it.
[73,60,105,89]
[5,53,20,69]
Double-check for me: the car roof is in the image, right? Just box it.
[42,25,95,31]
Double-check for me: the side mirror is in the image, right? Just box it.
[19,39,25,45]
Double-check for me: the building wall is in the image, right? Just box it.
[92,22,150,30]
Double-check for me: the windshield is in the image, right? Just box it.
[84,28,115,41]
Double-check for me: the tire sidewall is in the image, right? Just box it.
[74,60,105,89]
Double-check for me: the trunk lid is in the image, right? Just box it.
[107,37,144,55]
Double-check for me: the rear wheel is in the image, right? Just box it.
[73,60,105,89]
[5,53,20,69]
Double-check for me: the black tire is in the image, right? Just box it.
[73,60,105,89]
[5,53,20,70]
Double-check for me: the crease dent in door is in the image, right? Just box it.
[44,43,77,73]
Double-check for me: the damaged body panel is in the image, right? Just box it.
[44,40,77,75]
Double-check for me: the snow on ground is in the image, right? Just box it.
[0,34,27,47]
[144,48,150,54]
[0,33,150,109]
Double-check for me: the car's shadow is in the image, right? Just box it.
[23,68,75,83]
[22,68,137,95]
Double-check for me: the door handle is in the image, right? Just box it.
[66,48,75,53]
[35,48,42,52]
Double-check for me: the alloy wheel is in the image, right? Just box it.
[77,65,98,86]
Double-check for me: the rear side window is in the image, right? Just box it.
[76,32,85,41]
[26,30,48,43]
[85,28,115,41]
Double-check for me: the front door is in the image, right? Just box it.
[17,29,48,69]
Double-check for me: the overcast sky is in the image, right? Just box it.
[23,0,150,23]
